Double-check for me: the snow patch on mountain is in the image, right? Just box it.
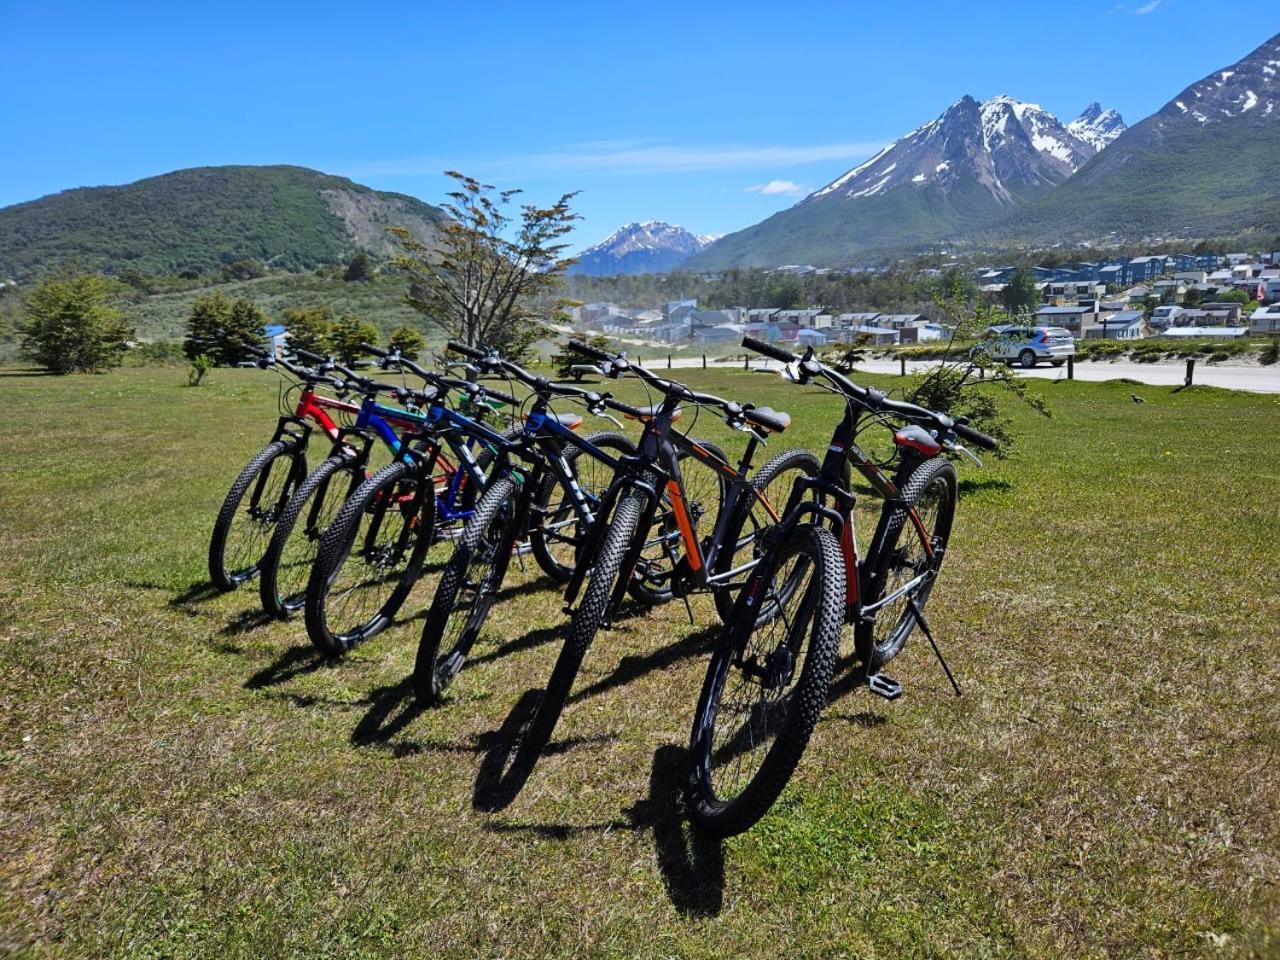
[571,221,716,276]
[1067,102,1128,150]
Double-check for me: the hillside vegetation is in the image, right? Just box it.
[0,165,444,282]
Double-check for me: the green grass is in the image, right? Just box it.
[1,366,1277,958]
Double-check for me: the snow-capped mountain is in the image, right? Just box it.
[569,221,717,275]
[807,94,1099,206]
[1067,102,1127,151]
[993,32,1280,245]
[693,94,1115,268]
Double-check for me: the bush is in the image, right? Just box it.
[1260,340,1279,365]
[187,353,214,385]
[387,324,426,359]
[330,315,379,364]
[19,273,134,373]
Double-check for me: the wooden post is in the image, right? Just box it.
[1185,357,1194,386]
[702,354,707,370]
[1067,355,1074,380]
[899,356,906,377]
[744,354,749,371]
[667,353,672,369]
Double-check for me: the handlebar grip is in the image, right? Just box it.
[953,421,999,451]
[447,340,485,360]
[567,339,613,362]
[741,336,797,364]
[293,348,326,364]
[360,342,388,359]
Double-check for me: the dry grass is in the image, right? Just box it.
[1,365,1277,958]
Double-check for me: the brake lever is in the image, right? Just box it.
[946,441,983,468]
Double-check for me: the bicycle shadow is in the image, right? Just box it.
[471,689,616,813]
[566,625,718,707]
[483,745,725,917]
[244,643,331,689]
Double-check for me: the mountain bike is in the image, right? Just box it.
[257,364,437,619]
[208,349,359,592]
[413,341,639,703]
[302,344,521,654]
[685,336,999,837]
[512,339,813,773]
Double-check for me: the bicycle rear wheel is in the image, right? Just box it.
[628,439,728,605]
[856,456,956,672]
[712,447,820,624]
[304,460,435,654]
[529,431,635,583]
[686,522,843,837]
[208,439,305,591]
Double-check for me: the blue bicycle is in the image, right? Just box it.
[257,353,472,619]
[302,346,519,654]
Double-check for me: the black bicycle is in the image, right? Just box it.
[512,339,816,774]
[686,336,999,837]
[412,342,638,703]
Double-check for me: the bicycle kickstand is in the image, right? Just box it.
[907,597,962,698]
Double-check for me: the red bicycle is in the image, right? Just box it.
[208,350,422,592]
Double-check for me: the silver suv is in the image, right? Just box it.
[974,325,1075,368]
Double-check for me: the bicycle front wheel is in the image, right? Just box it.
[518,484,649,768]
[414,475,522,703]
[686,522,843,837]
[259,452,362,618]
[208,439,305,591]
[304,460,435,654]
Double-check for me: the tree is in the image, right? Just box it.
[282,305,334,356]
[552,332,611,380]
[387,324,426,359]
[391,171,579,358]
[183,293,265,365]
[184,292,232,361]
[330,315,379,364]
[19,273,134,373]
[344,251,375,282]
[221,259,267,282]
[999,268,1040,317]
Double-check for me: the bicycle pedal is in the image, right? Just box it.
[867,673,902,700]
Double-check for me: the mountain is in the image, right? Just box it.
[0,165,446,281]
[1067,102,1128,151]
[990,33,1280,245]
[689,95,1115,269]
[569,221,718,275]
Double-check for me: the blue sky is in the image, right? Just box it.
[3,1,1276,249]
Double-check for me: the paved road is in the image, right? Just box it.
[662,355,1279,394]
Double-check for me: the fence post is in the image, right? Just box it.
[667,353,672,369]
[1067,355,1074,380]
[702,354,707,370]
[900,356,906,377]
[744,354,749,371]
[1185,357,1194,386]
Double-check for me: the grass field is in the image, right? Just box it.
[2,365,1277,958]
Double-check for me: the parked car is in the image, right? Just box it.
[973,325,1075,368]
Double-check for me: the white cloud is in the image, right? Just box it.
[746,179,807,197]
[1134,0,1161,13]
[344,140,887,180]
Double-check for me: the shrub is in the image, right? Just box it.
[19,273,134,373]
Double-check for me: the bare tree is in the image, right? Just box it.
[390,171,579,357]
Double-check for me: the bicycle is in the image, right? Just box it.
[413,341,640,703]
[257,361,439,619]
[511,339,814,774]
[685,336,999,836]
[303,344,520,655]
[207,348,361,592]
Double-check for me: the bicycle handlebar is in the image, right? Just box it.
[741,336,1001,452]
[446,340,486,360]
